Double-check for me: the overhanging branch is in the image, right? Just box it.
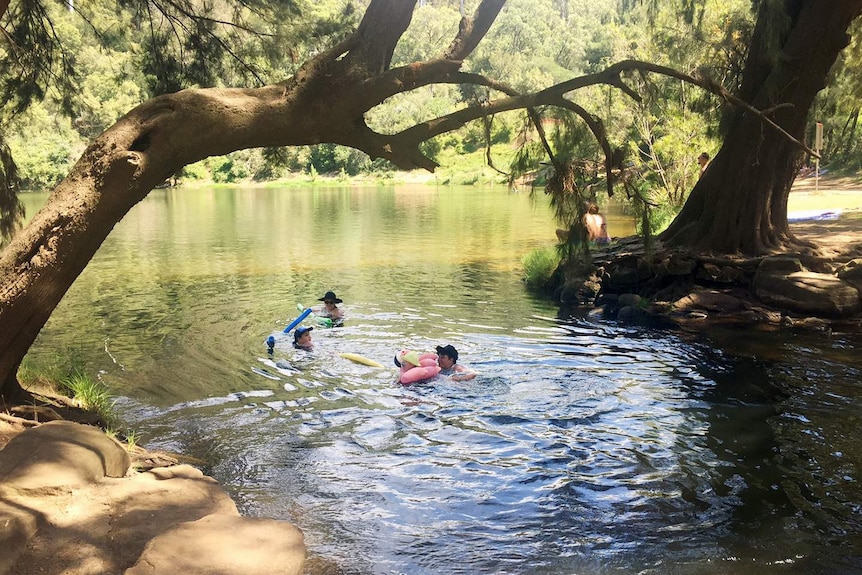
[392,59,818,163]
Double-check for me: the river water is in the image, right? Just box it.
[20,185,862,574]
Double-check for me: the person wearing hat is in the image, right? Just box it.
[293,326,314,350]
[313,291,344,321]
[435,344,476,382]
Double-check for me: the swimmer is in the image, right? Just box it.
[435,344,477,382]
[293,326,313,350]
[313,291,344,321]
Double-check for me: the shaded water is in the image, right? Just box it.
[21,185,862,574]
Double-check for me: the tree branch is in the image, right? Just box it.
[547,98,617,197]
[391,59,819,164]
[444,0,507,61]
[341,0,418,75]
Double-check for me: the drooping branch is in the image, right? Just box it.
[550,99,617,197]
[387,59,818,170]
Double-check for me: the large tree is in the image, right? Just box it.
[1,0,861,401]
[661,1,862,252]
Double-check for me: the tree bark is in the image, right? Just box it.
[660,0,862,255]
[0,0,515,399]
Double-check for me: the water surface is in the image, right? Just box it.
[21,184,862,574]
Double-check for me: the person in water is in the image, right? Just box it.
[293,326,314,350]
[435,344,477,382]
[314,291,345,321]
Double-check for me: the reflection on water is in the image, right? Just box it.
[21,185,862,574]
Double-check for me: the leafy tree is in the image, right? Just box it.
[662,1,862,252]
[1,0,862,401]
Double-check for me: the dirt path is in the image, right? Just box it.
[790,174,862,259]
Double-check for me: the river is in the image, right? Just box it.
[20,184,862,574]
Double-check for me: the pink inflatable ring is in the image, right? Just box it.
[396,351,441,384]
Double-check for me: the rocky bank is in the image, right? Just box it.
[0,419,305,575]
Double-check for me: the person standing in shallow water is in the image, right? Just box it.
[313,291,344,322]
[436,344,477,382]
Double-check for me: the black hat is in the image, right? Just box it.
[318,291,343,304]
[435,344,458,362]
[294,326,313,341]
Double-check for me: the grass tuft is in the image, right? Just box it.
[522,246,559,289]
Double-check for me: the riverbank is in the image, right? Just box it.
[0,387,305,575]
[564,174,862,330]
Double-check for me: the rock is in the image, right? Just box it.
[837,258,862,290]
[753,270,861,316]
[665,253,697,276]
[653,280,693,304]
[0,421,307,575]
[605,265,641,287]
[617,305,649,322]
[0,500,39,575]
[0,420,130,489]
[672,290,749,313]
[758,256,805,274]
[125,514,305,575]
[696,262,746,283]
[617,293,642,308]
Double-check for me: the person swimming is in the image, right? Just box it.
[293,326,313,350]
[313,291,344,322]
[435,344,477,382]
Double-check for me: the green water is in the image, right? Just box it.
[16,184,862,575]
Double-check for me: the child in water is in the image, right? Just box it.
[293,326,313,350]
[435,344,477,382]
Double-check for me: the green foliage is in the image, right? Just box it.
[59,371,113,414]
[0,135,23,246]
[625,93,718,208]
[181,161,209,181]
[622,174,679,248]
[522,246,560,289]
[0,0,79,116]
[7,103,81,190]
[19,350,118,426]
[811,17,862,171]
[207,152,252,183]
[18,346,87,387]
[74,46,144,138]
[2,0,861,212]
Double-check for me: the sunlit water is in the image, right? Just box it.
[20,185,862,574]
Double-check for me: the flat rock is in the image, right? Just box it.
[125,514,305,575]
[0,422,306,575]
[753,270,861,316]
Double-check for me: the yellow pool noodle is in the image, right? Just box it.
[340,353,384,368]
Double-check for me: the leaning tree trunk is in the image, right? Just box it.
[0,86,318,399]
[0,0,511,401]
[0,0,432,400]
[661,0,862,254]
